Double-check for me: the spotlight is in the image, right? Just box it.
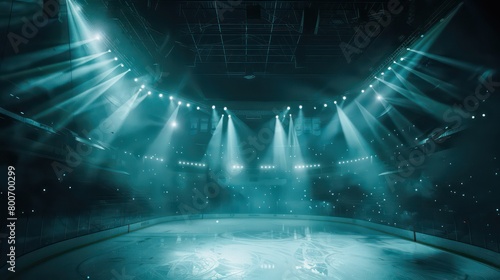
[228,115,231,118]
[107,49,111,53]
[381,72,384,75]
[212,105,216,109]
[276,115,279,119]
[159,93,163,98]
[400,57,405,61]
[334,101,337,104]
[342,96,346,100]
[388,67,392,70]
[147,91,151,95]
[95,34,101,40]
[114,57,118,61]
[196,106,200,110]
[178,101,182,105]
[369,85,373,88]
[134,78,138,82]
[169,96,173,100]
[361,90,365,93]
[224,107,227,110]
[287,106,290,110]
[299,105,302,109]
[377,95,382,100]
[141,85,145,89]
[324,103,327,107]
[186,103,191,107]
[407,47,411,50]
[482,113,486,117]
[120,64,124,67]
[171,122,177,127]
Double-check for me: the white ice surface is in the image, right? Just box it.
[14,219,500,279]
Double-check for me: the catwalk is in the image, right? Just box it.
[15,219,500,279]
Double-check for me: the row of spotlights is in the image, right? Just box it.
[338,156,374,164]
[232,165,244,169]
[260,165,276,169]
[294,164,321,169]
[179,161,206,167]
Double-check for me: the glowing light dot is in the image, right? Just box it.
[299,105,302,109]
[212,105,216,109]
[159,93,163,98]
[196,106,200,110]
[342,96,346,100]
[324,103,327,107]
[186,103,190,107]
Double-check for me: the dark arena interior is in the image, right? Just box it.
[1,0,500,279]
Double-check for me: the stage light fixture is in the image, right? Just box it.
[159,93,163,98]
[147,91,151,95]
[334,101,337,104]
[299,105,302,109]
[141,85,145,89]
[342,96,346,100]
[381,72,384,75]
[169,96,173,100]
[172,122,177,127]
[134,78,138,82]
[388,67,392,70]
[224,107,227,110]
[369,85,373,88]
[186,103,191,107]
[361,90,365,93]
[275,115,279,119]
[287,106,290,110]
[228,115,231,118]
[196,106,200,110]
[120,64,124,67]
[178,101,182,105]
[400,57,405,61]
[212,105,216,109]
[114,57,118,61]
[377,95,382,100]
[107,49,111,53]
[324,103,327,107]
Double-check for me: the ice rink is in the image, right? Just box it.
[13,219,500,279]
